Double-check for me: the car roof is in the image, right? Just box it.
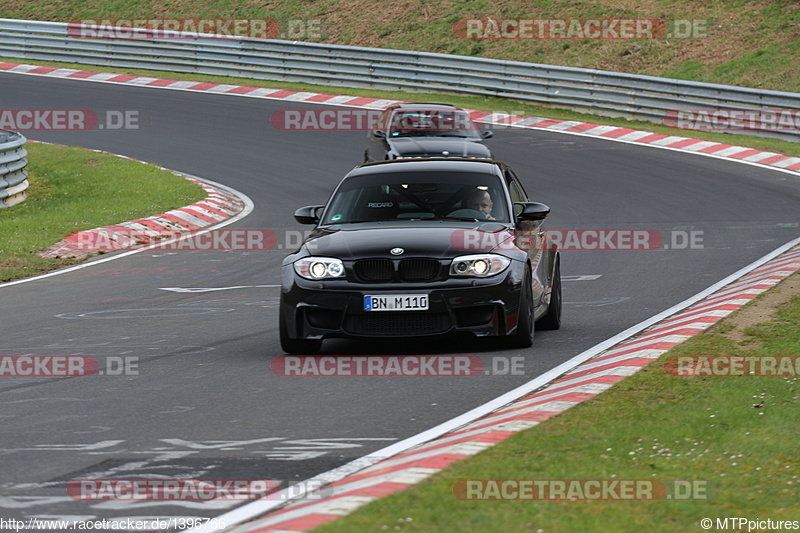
[348,158,505,177]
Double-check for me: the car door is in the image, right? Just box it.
[506,168,551,308]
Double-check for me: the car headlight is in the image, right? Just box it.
[294,257,345,280]
[449,254,511,277]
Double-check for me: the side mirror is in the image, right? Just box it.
[294,205,324,225]
[481,130,493,139]
[373,130,386,139]
[515,202,550,221]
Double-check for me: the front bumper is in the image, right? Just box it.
[280,261,526,340]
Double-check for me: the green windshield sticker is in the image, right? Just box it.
[331,214,343,221]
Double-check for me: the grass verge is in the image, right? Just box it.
[315,273,800,533]
[0,142,206,282]
[1,1,799,93]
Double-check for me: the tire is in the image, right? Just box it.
[536,258,562,331]
[499,265,534,349]
[279,308,322,355]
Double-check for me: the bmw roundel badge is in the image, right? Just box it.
[390,247,404,255]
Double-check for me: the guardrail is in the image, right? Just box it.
[1,18,799,142]
[0,129,29,208]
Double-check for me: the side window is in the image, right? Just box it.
[376,109,392,132]
[505,170,528,204]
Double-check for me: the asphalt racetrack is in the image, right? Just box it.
[1,71,799,525]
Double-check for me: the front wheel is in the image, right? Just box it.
[499,265,534,349]
[279,309,322,355]
[536,258,561,331]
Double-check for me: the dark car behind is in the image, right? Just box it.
[364,103,493,162]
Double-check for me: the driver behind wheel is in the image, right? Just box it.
[467,188,495,220]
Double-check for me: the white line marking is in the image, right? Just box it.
[615,131,655,142]
[773,157,800,168]
[681,140,720,152]
[743,151,782,162]
[158,286,279,293]
[710,146,753,157]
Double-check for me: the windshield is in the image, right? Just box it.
[322,171,508,224]
[387,110,482,139]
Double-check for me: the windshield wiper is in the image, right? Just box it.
[327,220,386,224]
[433,216,482,222]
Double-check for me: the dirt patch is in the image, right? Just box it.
[718,272,800,346]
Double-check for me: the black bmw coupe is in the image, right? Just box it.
[280,158,561,354]
[364,103,493,162]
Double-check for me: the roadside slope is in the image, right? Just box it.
[1,0,798,92]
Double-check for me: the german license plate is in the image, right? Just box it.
[364,294,429,311]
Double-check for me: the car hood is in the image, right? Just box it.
[298,221,513,261]
[388,137,491,158]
